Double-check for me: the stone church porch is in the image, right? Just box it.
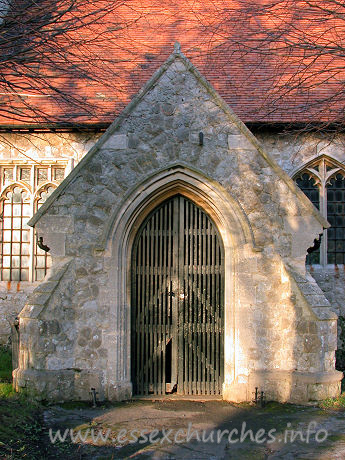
[12,45,343,404]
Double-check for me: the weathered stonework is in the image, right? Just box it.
[0,131,99,164]
[257,131,345,340]
[256,131,345,178]
[11,47,343,403]
[0,131,102,343]
[0,284,37,344]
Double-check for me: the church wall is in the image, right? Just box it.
[12,56,342,403]
[0,131,102,343]
[2,131,345,348]
[257,131,345,351]
[255,131,345,176]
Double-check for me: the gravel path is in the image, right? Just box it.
[43,400,345,459]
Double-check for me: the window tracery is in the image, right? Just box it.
[0,162,67,282]
[0,186,31,281]
[34,185,56,281]
[294,156,345,265]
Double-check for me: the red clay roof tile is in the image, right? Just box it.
[1,0,345,126]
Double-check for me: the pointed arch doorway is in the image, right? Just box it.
[131,194,224,396]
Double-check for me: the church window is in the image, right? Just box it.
[34,186,55,281]
[294,156,345,265]
[0,163,67,282]
[52,167,64,181]
[327,174,345,264]
[0,187,30,281]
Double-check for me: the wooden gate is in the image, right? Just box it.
[131,195,224,396]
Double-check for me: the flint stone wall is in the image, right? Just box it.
[257,131,345,349]
[0,131,101,343]
[256,131,345,177]
[11,53,342,402]
[2,126,345,347]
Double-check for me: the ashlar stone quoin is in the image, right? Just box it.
[13,43,343,403]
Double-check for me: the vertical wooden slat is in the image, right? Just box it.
[201,212,206,395]
[187,199,192,395]
[158,207,163,395]
[134,232,139,394]
[136,232,142,395]
[149,218,154,394]
[197,208,202,394]
[176,196,184,394]
[171,197,179,390]
[211,224,217,395]
[206,218,212,395]
[131,235,137,394]
[215,233,220,395]
[136,235,141,394]
[153,212,158,395]
[131,195,224,397]
[162,202,168,394]
[144,225,149,395]
[191,203,197,395]
[183,199,189,395]
[220,242,225,392]
[140,233,144,395]
[211,224,216,395]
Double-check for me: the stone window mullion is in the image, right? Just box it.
[0,161,67,283]
[28,194,35,283]
[294,155,345,267]
[319,159,328,266]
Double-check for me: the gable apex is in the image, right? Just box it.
[29,44,328,229]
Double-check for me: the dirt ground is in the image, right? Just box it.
[41,398,345,459]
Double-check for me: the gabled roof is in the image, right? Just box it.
[29,43,329,229]
[1,0,345,126]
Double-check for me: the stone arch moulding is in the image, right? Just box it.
[290,153,345,180]
[291,154,345,266]
[1,182,31,198]
[100,163,259,401]
[34,183,57,201]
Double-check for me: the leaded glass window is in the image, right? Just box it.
[295,173,320,264]
[0,187,31,281]
[327,174,345,264]
[52,167,65,181]
[3,168,13,183]
[0,162,67,282]
[294,156,345,266]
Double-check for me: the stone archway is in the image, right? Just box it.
[130,194,225,396]
[103,164,254,400]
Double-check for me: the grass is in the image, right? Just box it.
[0,382,16,398]
[0,392,44,459]
[0,345,44,459]
[0,345,12,381]
[0,346,81,459]
[319,392,345,410]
